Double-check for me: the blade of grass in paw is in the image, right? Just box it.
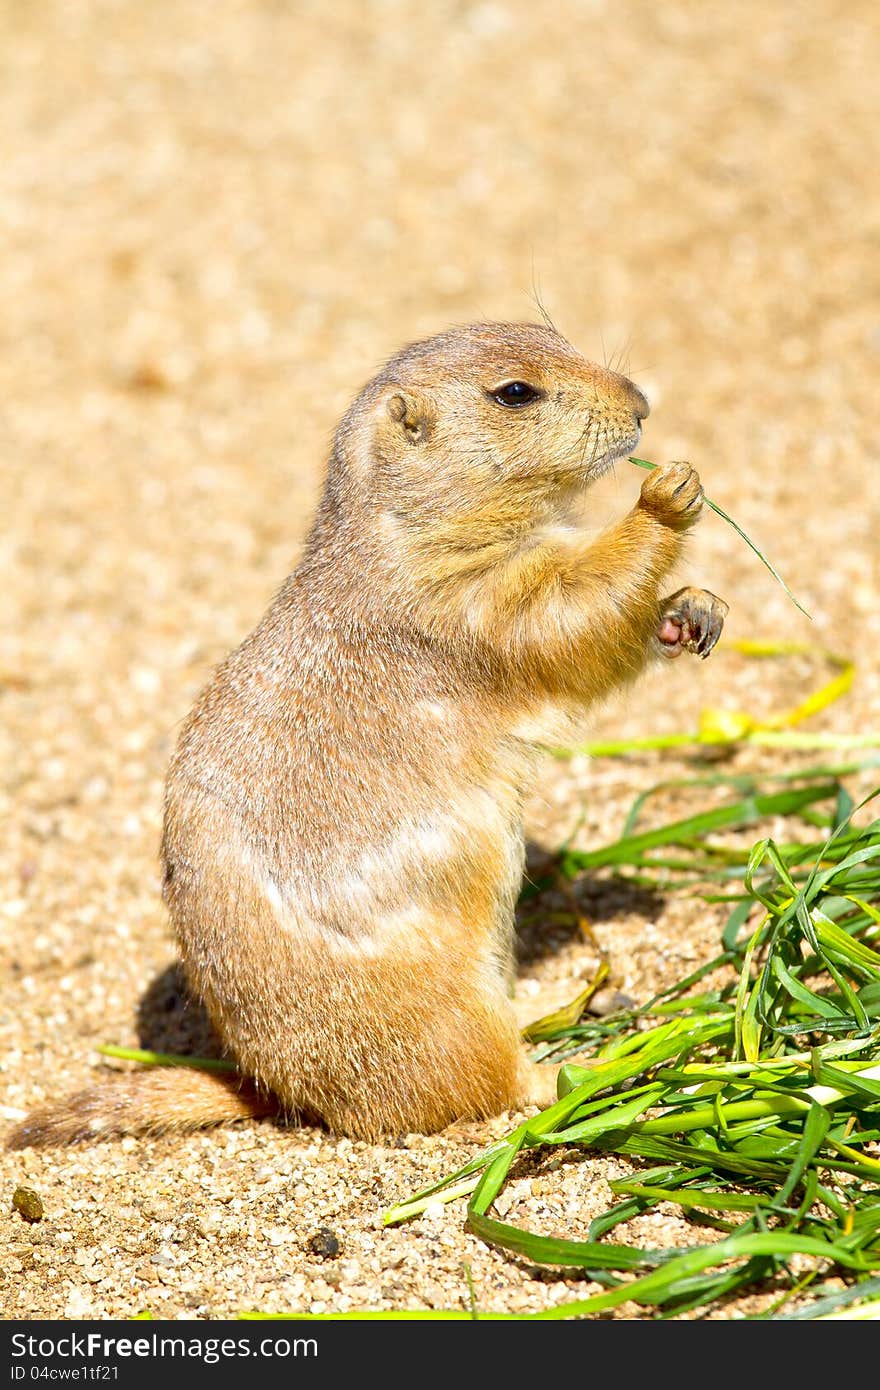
[630,457,811,619]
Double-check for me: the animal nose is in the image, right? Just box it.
[625,380,650,421]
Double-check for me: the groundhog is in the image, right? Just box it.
[9,321,727,1149]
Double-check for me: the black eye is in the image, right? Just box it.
[491,381,542,408]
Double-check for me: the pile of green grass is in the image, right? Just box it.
[385,764,880,1320]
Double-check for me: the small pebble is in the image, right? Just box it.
[588,987,636,1017]
[12,1187,44,1223]
[306,1228,341,1259]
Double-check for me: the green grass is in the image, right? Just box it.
[385,765,880,1320]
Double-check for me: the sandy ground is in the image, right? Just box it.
[2,0,879,1320]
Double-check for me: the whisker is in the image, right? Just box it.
[527,260,558,333]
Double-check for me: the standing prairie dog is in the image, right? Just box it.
[9,322,727,1149]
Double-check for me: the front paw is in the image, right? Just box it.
[638,461,704,530]
[657,586,728,660]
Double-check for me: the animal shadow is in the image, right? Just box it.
[515,839,665,968]
[136,961,225,1060]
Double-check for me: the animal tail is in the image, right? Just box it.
[6,1067,278,1150]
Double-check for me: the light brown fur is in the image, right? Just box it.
[9,321,727,1149]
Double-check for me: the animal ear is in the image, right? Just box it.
[386,389,433,445]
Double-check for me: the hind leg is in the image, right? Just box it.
[165,813,559,1139]
[291,952,559,1141]
[516,1058,560,1111]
